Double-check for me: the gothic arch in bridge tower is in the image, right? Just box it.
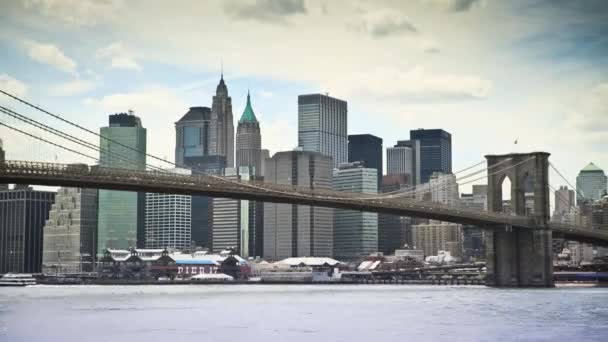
[484,152,553,287]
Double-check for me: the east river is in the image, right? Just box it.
[1,285,608,341]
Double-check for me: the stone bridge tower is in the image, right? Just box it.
[485,152,553,287]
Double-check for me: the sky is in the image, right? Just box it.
[0,0,607,193]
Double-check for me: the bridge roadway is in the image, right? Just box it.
[1,160,607,244]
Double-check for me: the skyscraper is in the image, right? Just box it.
[298,94,347,168]
[0,186,55,273]
[263,150,333,260]
[429,172,459,206]
[210,74,235,167]
[145,169,192,250]
[236,91,262,176]
[42,187,98,273]
[386,140,421,184]
[348,134,383,188]
[211,166,262,257]
[378,174,412,255]
[554,186,575,217]
[333,162,378,260]
[576,162,607,203]
[412,220,462,258]
[98,112,147,254]
[409,129,452,183]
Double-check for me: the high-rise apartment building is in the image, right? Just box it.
[42,187,98,273]
[576,162,607,203]
[145,169,192,250]
[387,140,421,185]
[410,129,452,183]
[348,134,383,188]
[298,94,347,168]
[378,174,412,255]
[236,92,262,176]
[263,150,333,260]
[98,112,147,254]
[333,162,378,260]
[554,186,575,218]
[1,186,55,273]
[210,75,235,167]
[429,172,459,206]
[412,220,463,258]
[211,167,262,257]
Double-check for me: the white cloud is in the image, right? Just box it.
[565,82,608,142]
[356,9,418,37]
[96,42,142,71]
[423,0,484,12]
[22,0,125,27]
[326,66,492,101]
[258,89,274,98]
[23,40,77,74]
[0,74,28,98]
[260,119,297,155]
[50,79,97,96]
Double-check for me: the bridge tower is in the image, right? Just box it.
[485,152,553,287]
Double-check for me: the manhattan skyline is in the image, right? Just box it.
[0,0,606,189]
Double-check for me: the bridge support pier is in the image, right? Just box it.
[485,227,553,287]
[485,152,554,287]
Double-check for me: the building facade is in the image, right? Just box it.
[576,162,607,203]
[429,172,459,206]
[409,129,452,183]
[387,140,421,185]
[348,134,383,188]
[412,220,463,258]
[236,91,262,176]
[145,169,192,251]
[98,112,147,254]
[333,162,378,260]
[263,150,333,260]
[42,187,98,274]
[553,185,575,220]
[210,75,235,168]
[211,167,262,258]
[298,94,347,168]
[0,187,55,273]
[378,174,412,255]
[0,139,6,190]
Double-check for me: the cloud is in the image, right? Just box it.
[356,9,418,37]
[96,42,142,71]
[565,82,608,142]
[260,119,297,155]
[224,0,307,24]
[424,0,484,12]
[326,66,492,101]
[23,40,77,74]
[258,89,274,98]
[22,0,125,27]
[50,79,97,96]
[0,74,28,98]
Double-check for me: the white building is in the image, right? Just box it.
[145,168,192,250]
[412,220,463,257]
[429,172,459,206]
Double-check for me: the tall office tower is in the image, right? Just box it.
[145,169,191,250]
[298,93,347,168]
[378,174,412,255]
[553,186,575,218]
[386,140,421,185]
[42,187,98,273]
[576,162,607,203]
[0,139,7,190]
[0,186,55,273]
[98,112,147,254]
[429,172,459,206]
[236,91,262,176]
[409,129,452,183]
[210,74,235,167]
[333,162,378,260]
[263,150,333,260]
[211,167,262,257]
[412,220,463,258]
[260,149,270,177]
[348,134,383,188]
[460,185,488,261]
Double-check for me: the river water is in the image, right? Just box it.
[1,285,607,341]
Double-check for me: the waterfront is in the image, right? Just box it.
[1,285,608,341]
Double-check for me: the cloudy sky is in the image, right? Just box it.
[0,0,606,190]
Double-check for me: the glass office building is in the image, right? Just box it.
[409,129,452,184]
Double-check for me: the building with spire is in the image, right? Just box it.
[210,74,235,167]
[576,162,607,203]
[236,91,262,176]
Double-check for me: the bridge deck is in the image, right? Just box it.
[1,160,607,244]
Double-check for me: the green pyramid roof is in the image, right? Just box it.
[239,91,258,124]
[581,162,603,172]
